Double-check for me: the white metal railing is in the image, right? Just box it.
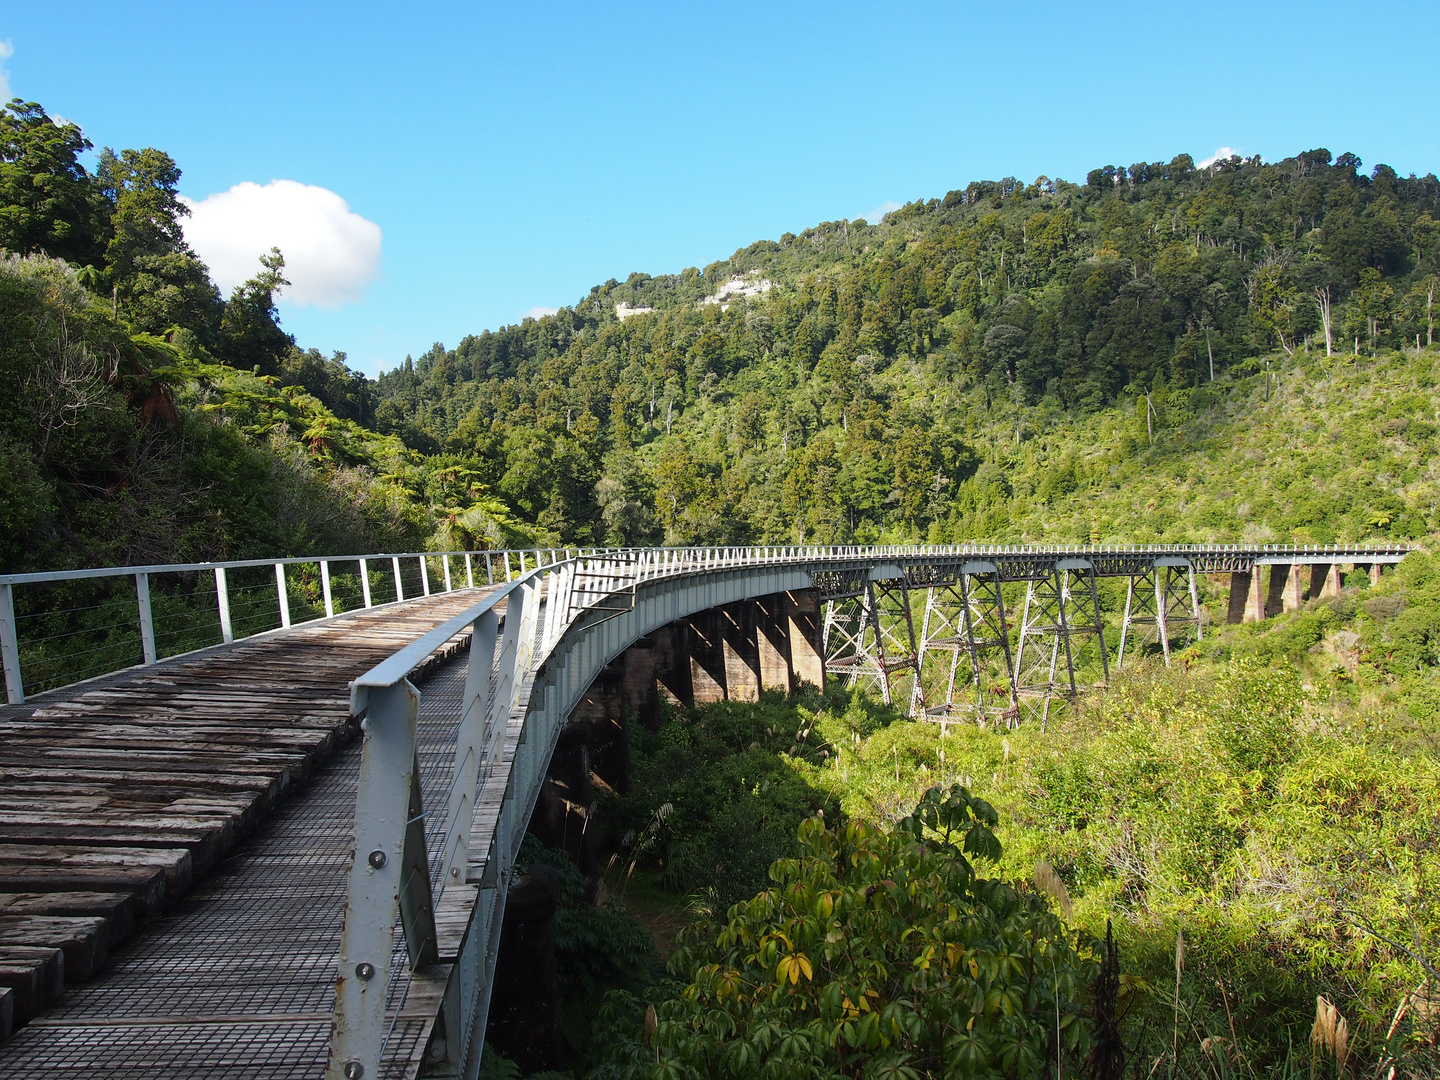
[0,547,599,706]
[1,542,1413,707]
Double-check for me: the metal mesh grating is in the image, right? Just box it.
[0,652,472,1079]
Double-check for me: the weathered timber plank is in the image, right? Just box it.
[0,823,226,872]
[0,765,282,800]
[0,891,141,943]
[0,916,109,982]
[0,845,191,904]
[0,945,64,1022]
[434,884,478,962]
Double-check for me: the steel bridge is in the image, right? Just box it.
[0,542,1410,1077]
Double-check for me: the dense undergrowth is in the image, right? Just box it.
[513,553,1440,1079]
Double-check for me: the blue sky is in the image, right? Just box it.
[5,2,1438,375]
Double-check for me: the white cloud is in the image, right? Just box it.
[1198,147,1238,169]
[521,306,559,320]
[859,200,901,223]
[180,180,382,309]
[0,39,13,100]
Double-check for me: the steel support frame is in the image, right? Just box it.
[911,561,1019,727]
[1012,559,1107,727]
[1117,557,1201,668]
[822,573,918,707]
[327,678,425,1079]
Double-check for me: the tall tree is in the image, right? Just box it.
[0,101,108,266]
[218,247,294,375]
[97,146,222,336]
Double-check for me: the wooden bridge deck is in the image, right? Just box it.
[0,589,495,1073]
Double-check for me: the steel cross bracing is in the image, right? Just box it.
[1117,557,1204,668]
[822,575,919,707]
[1010,561,1110,727]
[910,563,1017,728]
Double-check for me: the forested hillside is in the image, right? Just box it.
[374,149,1440,548]
[0,99,544,574]
[5,92,1438,569]
[7,94,1440,1076]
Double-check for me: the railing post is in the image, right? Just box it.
[465,552,474,588]
[136,572,157,664]
[420,555,431,597]
[326,679,422,1080]
[321,560,334,619]
[275,563,291,629]
[486,553,494,584]
[392,556,405,602]
[443,609,500,885]
[443,553,453,592]
[0,583,24,705]
[215,567,233,644]
[360,558,373,609]
[503,552,512,581]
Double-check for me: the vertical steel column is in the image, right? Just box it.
[958,564,1017,721]
[215,567,234,644]
[326,679,422,1080]
[321,560,335,619]
[465,552,474,588]
[1117,571,1141,668]
[1189,567,1203,641]
[1084,565,1110,686]
[392,556,405,602]
[867,581,893,706]
[443,553,453,592]
[275,563,291,629]
[136,572,157,664]
[910,585,948,720]
[1055,570,1077,698]
[420,555,431,597]
[1012,569,1068,727]
[0,582,23,704]
[360,558,373,609]
[1155,565,1171,665]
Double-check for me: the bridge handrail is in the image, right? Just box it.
[2,543,1416,708]
[0,547,626,705]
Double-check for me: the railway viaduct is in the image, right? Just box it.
[0,542,1410,1077]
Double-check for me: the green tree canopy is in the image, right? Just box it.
[97,145,222,336]
[595,786,1096,1080]
[0,100,107,266]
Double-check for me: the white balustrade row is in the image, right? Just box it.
[1,542,1412,707]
